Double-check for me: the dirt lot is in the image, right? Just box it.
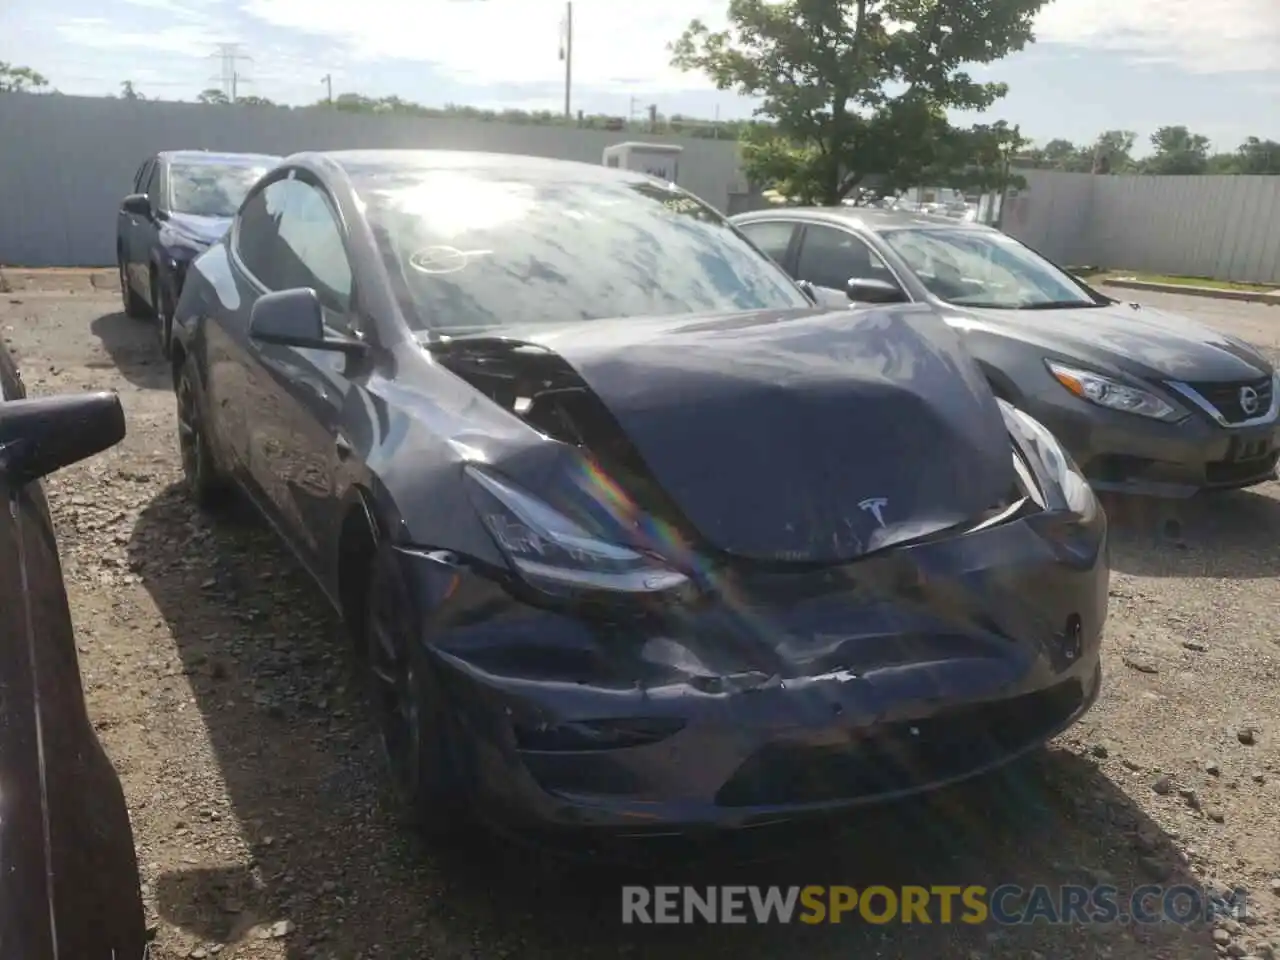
[3,270,1279,960]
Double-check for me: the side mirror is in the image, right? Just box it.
[248,288,366,357]
[121,193,152,218]
[0,392,126,487]
[847,277,907,304]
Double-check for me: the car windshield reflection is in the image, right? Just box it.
[344,163,812,334]
[169,163,271,218]
[880,227,1102,310]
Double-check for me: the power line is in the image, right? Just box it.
[207,42,252,101]
[35,74,194,88]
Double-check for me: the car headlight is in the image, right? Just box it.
[996,398,1097,518]
[464,465,690,597]
[1046,361,1181,421]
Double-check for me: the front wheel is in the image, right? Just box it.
[152,272,175,359]
[364,544,470,838]
[176,361,230,510]
[118,255,150,319]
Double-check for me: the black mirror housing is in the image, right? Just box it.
[121,193,152,218]
[248,288,366,356]
[0,392,126,487]
[847,277,907,304]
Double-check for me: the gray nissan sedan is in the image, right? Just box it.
[732,207,1279,498]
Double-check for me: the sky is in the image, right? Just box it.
[2,0,1279,154]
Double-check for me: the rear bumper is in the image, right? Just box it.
[398,505,1109,839]
[1019,389,1279,497]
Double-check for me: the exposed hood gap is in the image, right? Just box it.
[425,338,706,549]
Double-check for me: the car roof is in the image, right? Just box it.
[734,206,998,234]
[285,148,674,187]
[158,150,281,166]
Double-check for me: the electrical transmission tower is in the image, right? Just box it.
[208,42,253,101]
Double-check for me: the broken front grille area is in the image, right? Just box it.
[713,678,1085,807]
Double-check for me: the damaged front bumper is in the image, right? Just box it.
[395,505,1107,837]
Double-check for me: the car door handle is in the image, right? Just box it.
[335,434,352,460]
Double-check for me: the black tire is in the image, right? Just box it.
[363,543,470,837]
[118,253,151,320]
[152,271,175,359]
[176,360,230,510]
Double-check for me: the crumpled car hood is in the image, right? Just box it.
[437,305,1016,563]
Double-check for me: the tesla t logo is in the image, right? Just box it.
[858,497,889,527]
[1239,385,1261,416]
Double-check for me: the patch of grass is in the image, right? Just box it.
[1120,272,1277,292]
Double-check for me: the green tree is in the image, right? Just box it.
[1231,136,1280,175]
[0,62,49,92]
[1086,130,1136,173]
[931,120,1028,195]
[1205,152,1237,174]
[1015,133,1132,173]
[120,80,144,100]
[197,88,230,105]
[1038,138,1085,169]
[236,94,275,106]
[669,0,1047,204]
[333,92,378,111]
[1143,125,1210,175]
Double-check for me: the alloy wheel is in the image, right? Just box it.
[366,576,423,800]
[176,372,203,489]
[153,276,171,355]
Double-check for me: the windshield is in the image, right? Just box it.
[880,227,1099,309]
[169,162,271,217]
[348,165,811,335]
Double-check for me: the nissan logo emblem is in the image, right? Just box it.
[1239,385,1261,416]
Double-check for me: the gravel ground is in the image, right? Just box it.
[2,269,1279,960]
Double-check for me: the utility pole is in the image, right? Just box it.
[559,1,572,120]
[208,42,252,102]
[321,73,333,104]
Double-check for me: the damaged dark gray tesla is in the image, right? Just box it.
[169,149,1108,844]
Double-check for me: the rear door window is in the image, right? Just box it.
[795,225,896,291]
[738,220,798,267]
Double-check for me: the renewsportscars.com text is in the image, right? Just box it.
[621,884,1247,925]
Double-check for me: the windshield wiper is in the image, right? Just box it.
[1014,300,1104,310]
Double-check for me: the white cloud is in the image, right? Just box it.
[117,0,213,21]
[46,0,1280,108]
[1033,0,1280,73]
[56,17,236,57]
[240,0,727,91]
[240,0,1280,92]
[56,0,239,57]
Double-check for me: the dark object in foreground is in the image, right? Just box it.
[171,149,1108,848]
[0,348,147,957]
[732,207,1280,497]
